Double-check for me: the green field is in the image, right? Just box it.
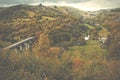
[62,40,108,61]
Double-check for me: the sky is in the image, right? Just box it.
[0,0,120,11]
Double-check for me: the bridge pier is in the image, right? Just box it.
[19,45,23,51]
[24,43,30,51]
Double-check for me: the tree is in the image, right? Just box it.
[36,33,50,51]
[108,28,120,60]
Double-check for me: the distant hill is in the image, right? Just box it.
[0,4,88,20]
[95,8,120,30]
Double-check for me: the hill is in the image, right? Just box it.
[0,5,119,59]
[0,4,88,48]
[94,8,120,59]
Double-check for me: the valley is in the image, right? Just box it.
[0,4,120,80]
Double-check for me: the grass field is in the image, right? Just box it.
[62,40,108,61]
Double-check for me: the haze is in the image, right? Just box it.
[0,0,120,11]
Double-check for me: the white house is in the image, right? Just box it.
[98,37,107,43]
[84,35,90,41]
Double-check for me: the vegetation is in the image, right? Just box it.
[0,5,120,80]
[95,8,120,59]
[0,40,119,80]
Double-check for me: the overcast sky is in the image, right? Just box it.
[0,0,120,11]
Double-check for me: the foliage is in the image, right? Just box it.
[0,40,119,80]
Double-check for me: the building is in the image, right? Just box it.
[84,35,90,41]
[98,37,107,43]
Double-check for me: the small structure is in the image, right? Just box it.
[84,35,90,41]
[98,37,107,43]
